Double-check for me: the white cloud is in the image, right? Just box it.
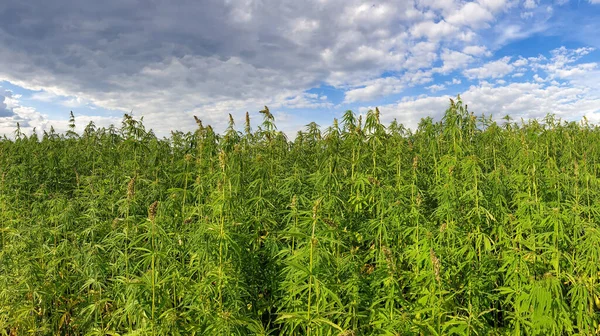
[494,23,549,46]
[404,41,439,70]
[446,2,494,28]
[343,67,437,103]
[460,82,600,120]
[30,91,91,108]
[411,20,459,40]
[0,92,15,117]
[426,84,446,92]
[344,77,406,103]
[523,0,538,9]
[360,95,451,130]
[521,11,534,18]
[436,49,475,73]
[478,0,511,12]
[512,57,528,67]
[0,90,121,137]
[404,70,435,85]
[464,56,514,79]
[445,78,462,85]
[273,93,333,109]
[543,47,597,79]
[463,45,492,57]
[533,74,545,82]
[416,0,459,15]
[375,81,600,130]
[369,46,600,131]
[0,1,597,136]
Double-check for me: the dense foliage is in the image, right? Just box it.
[1,98,600,335]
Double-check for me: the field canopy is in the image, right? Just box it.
[1,98,600,335]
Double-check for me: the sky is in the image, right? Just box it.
[1,0,600,137]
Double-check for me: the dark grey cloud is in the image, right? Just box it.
[1,1,325,89]
[0,0,525,134]
[0,0,429,97]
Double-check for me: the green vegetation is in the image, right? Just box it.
[1,98,600,335]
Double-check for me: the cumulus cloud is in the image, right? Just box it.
[344,77,406,103]
[411,20,459,40]
[362,45,600,131]
[523,0,538,9]
[462,45,492,57]
[445,2,494,28]
[445,78,462,85]
[479,0,511,12]
[360,95,451,130]
[343,67,439,103]
[375,81,600,130]
[512,57,528,67]
[464,56,514,79]
[0,0,597,136]
[0,91,14,117]
[542,47,597,79]
[2,0,463,133]
[403,41,439,70]
[0,87,120,136]
[437,49,475,73]
[426,84,446,92]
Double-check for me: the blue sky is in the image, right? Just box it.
[1,0,600,136]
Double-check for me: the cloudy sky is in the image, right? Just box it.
[1,0,600,137]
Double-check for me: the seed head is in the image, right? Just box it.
[312,199,321,220]
[430,248,441,282]
[362,263,375,275]
[339,331,356,336]
[291,195,297,209]
[382,246,392,262]
[148,201,159,221]
[368,176,380,186]
[323,218,337,228]
[218,150,226,171]
[127,177,135,199]
[194,116,203,128]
